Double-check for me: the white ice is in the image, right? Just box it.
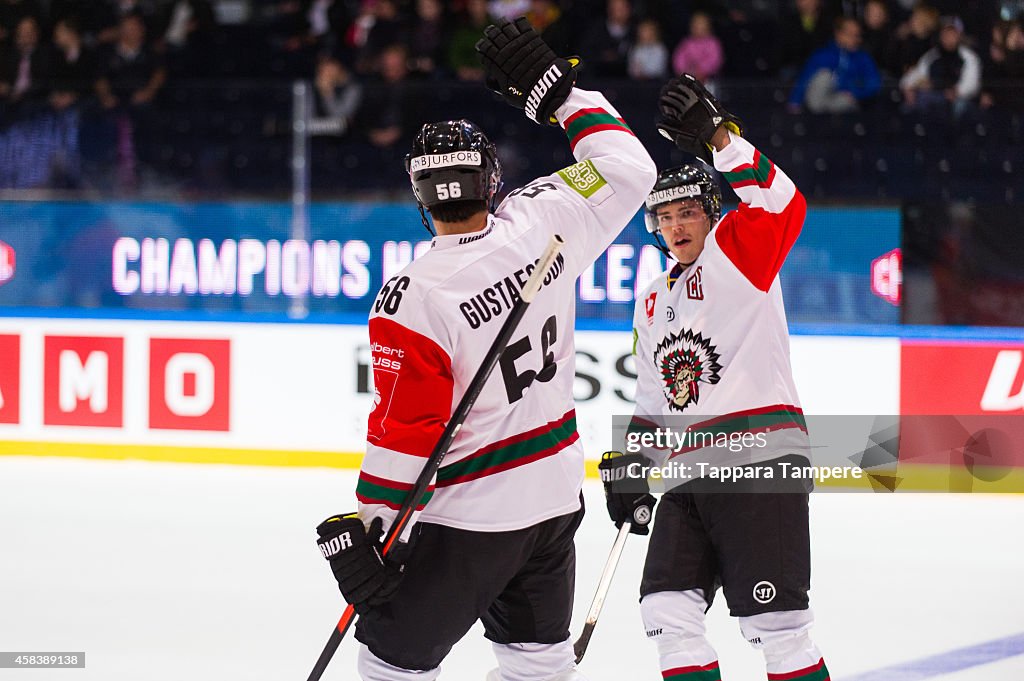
[1,457,1023,681]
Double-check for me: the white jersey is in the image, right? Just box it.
[631,132,809,470]
[358,88,657,533]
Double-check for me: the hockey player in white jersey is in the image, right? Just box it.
[599,75,831,681]
[314,17,656,681]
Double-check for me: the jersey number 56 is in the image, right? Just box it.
[499,315,558,404]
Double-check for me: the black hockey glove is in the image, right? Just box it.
[316,514,404,615]
[475,16,580,125]
[656,74,744,163]
[598,451,656,536]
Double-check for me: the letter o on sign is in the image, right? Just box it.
[165,353,216,416]
[149,338,230,431]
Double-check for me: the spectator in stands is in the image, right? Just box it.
[354,0,407,74]
[861,0,893,73]
[447,0,491,81]
[981,20,1024,112]
[160,0,215,77]
[889,3,939,75]
[579,0,633,78]
[407,0,444,77]
[95,12,165,111]
[94,11,165,188]
[788,16,881,113]
[49,16,94,110]
[628,18,667,80]
[900,16,981,118]
[527,0,570,54]
[0,14,48,112]
[358,43,409,149]
[488,0,529,22]
[777,0,832,78]
[264,0,319,77]
[0,0,41,46]
[92,0,159,45]
[304,0,356,56]
[924,0,999,44]
[671,11,723,83]
[314,54,362,133]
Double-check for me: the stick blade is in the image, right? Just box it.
[573,623,594,664]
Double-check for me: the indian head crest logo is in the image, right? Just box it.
[653,329,722,411]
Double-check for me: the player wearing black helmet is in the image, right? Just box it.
[406,119,503,234]
[600,75,831,681]
[643,164,722,264]
[316,16,656,681]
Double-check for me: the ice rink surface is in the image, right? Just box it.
[2,457,1023,681]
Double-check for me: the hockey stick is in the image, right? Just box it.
[306,234,566,681]
[573,521,631,664]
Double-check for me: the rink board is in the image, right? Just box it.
[0,316,894,457]
[0,317,1022,491]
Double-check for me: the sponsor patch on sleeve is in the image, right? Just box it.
[556,159,614,204]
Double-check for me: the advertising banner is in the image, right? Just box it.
[0,319,898,466]
[0,201,900,326]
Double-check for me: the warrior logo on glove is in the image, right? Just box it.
[525,64,564,121]
[315,514,405,615]
[475,17,581,125]
[318,531,354,558]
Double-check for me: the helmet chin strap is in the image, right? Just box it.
[417,203,436,237]
[653,232,672,258]
[655,232,699,267]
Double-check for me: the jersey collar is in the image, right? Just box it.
[430,215,495,251]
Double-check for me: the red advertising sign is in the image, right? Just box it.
[44,336,124,427]
[0,334,20,424]
[901,341,1024,415]
[149,338,231,431]
[900,341,1024,471]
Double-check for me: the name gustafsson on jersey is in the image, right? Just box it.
[459,253,566,329]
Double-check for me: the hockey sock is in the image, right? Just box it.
[491,639,583,681]
[739,610,829,681]
[356,644,441,681]
[641,591,721,680]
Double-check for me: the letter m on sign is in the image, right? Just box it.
[44,336,124,427]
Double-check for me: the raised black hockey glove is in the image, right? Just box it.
[656,74,743,163]
[598,451,656,536]
[475,16,580,125]
[316,514,404,615]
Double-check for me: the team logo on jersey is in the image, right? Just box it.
[367,368,399,441]
[645,292,657,325]
[686,267,704,300]
[654,329,722,411]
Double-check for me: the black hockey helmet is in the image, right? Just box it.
[406,119,502,217]
[643,165,722,238]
